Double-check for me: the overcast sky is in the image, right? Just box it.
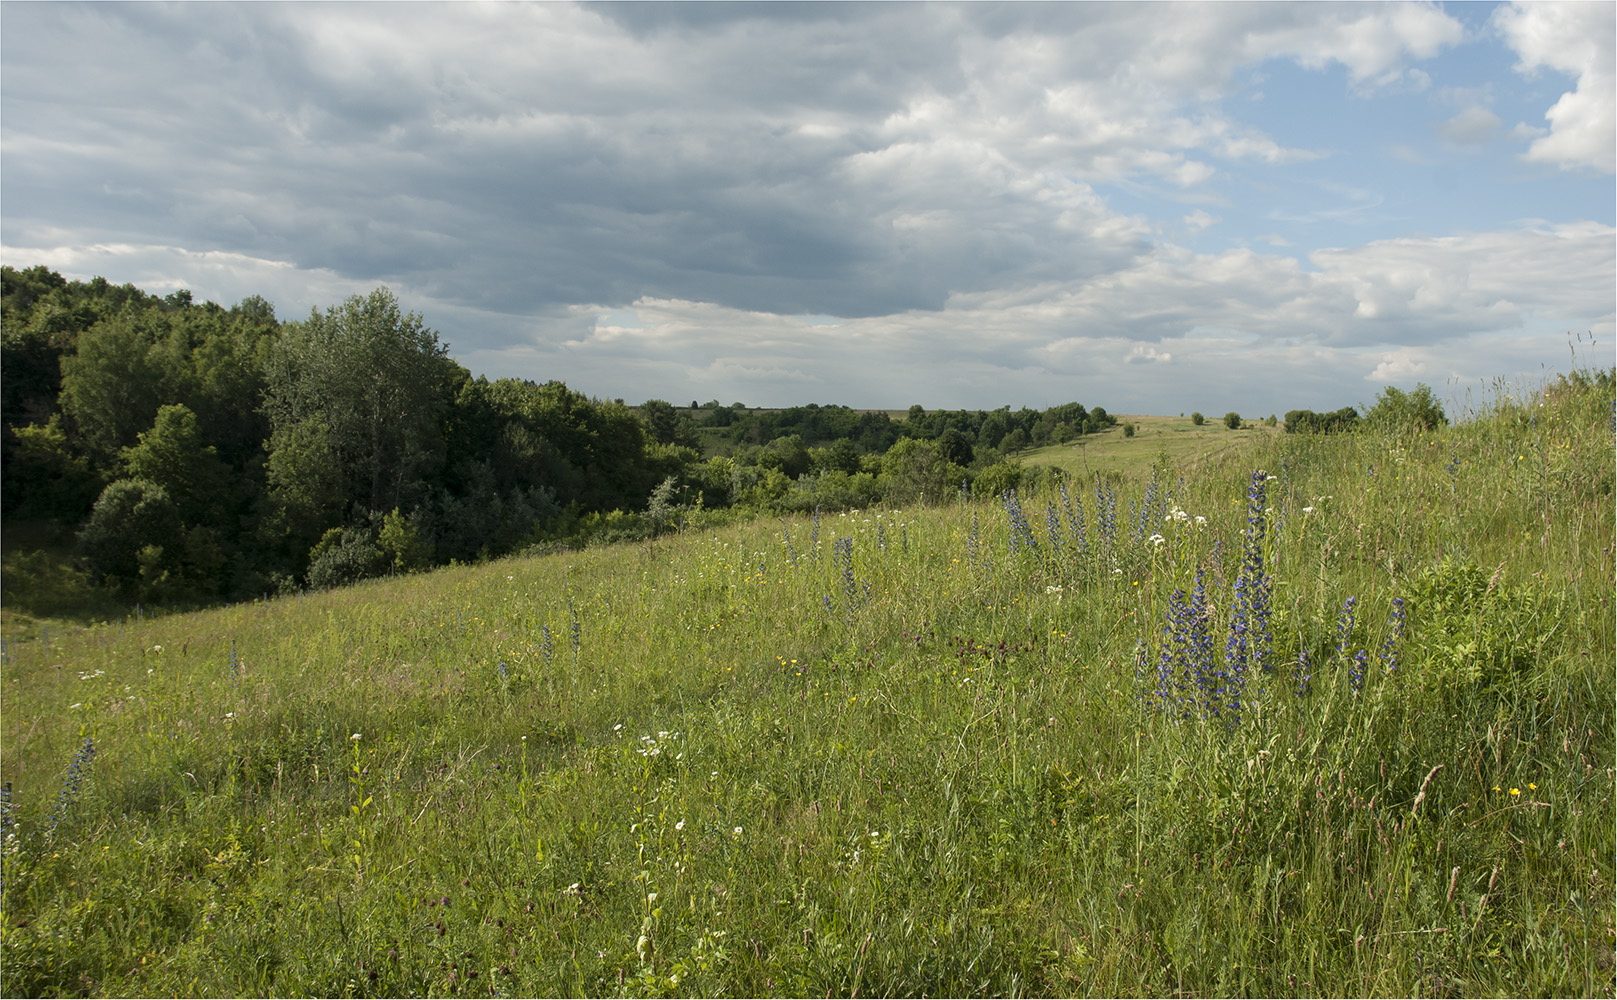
[3,1,1612,415]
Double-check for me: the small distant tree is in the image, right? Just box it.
[1264,414,1277,427]
[1123,422,1136,438]
[1366,383,1448,433]
[378,507,431,573]
[1191,412,1205,426]
[1224,412,1241,430]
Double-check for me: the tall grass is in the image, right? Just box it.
[2,371,1612,997]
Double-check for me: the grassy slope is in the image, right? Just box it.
[1021,415,1282,481]
[2,380,1612,997]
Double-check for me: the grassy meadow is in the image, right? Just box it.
[1022,414,1282,482]
[2,373,1613,997]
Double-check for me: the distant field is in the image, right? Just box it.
[1022,414,1282,479]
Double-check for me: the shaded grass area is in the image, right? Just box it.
[2,374,1612,997]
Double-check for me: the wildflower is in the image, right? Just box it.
[1529,782,1538,790]
[350,733,362,741]
[675,820,685,831]
[1509,788,1520,796]
[1148,533,1165,548]
[1379,597,1406,674]
[733,826,743,835]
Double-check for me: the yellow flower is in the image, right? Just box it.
[1528,782,1537,790]
[1509,787,1520,796]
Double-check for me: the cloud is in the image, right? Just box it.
[436,221,1611,413]
[0,1,1469,332]
[1,2,1600,418]
[1436,105,1503,145]
[1494,1,1616,172]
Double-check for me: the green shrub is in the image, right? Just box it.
[1190,412,1204,426]
[971,459,1023,498]
[1223,411,1241,430]
[1366,383,1448,432]
[77,478,183,594]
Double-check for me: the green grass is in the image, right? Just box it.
[2,374,1612,997]
[1021,414,1283,480]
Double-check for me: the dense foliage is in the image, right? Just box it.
[1,267,1116,607]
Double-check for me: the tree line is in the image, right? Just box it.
[1,266,1117,604]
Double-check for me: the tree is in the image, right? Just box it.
[378,507,432,573]
[78,479,184,593]
[1366,384,1447,433]
[935,427,974,467]
[58,309,169,461]
[120,404,231,527]
[263,288,461,526]
[1224,412,1241,430]
[1191,412,1205,426]
[879,437,967,506]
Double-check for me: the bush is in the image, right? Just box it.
[78,479,184,594]
[972,460,1023,499]
[1284,407,1359,434]
[1190,412,1204,426]
[1365,383,1447,433]
[1223,411,1241,430]
[1122,422,1136,438]
[307,526,387,590]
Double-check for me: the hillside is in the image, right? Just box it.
[1,369,1611,996]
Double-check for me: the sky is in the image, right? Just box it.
[2,1,1613,416]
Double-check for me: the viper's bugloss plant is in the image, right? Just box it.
[46,737,96,842]
[1059,476,1087,555]
[1094,477,1118,556]
[1002,490,1038,555]
[1379,596,1406,675]
[780,521,800,566]
[1336,596,1357,659]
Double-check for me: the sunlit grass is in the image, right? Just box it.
[2,373,1612,997]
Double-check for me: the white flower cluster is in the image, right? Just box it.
[1164,506,1207,530]
[637,730,683,758]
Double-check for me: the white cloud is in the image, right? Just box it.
[1436,105,1503,145]
[0,3,1602,417]
[1494,1,1616,172]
